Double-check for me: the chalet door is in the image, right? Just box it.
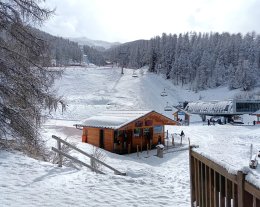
[100,129,104,149]
[126,130,132,153]
[144,128,153,149]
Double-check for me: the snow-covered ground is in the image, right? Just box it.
[1,66,260,207]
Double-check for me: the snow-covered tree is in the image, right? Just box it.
[0,0,65,157]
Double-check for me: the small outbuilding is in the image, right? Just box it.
[75,110,178,154]
[172,107,190,125]
[251,109,260,124]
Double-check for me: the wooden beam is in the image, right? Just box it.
[220,174,225,207]
[57,140,62,167]
[210,169,214,207]
[198,160,201,207]
[214,170,219,207]
[189,146,195,206]
[237,171,245,207]
[225,178,232,207]
[52,135,126,175]
[201,162,205,207]
[194,158,199,206]
[206,166,210,207]
[52,147,104,174]
[232,182,238,207]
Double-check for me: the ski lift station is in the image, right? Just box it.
[185,99,260,122]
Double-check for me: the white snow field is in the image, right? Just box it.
[1,66,260,207]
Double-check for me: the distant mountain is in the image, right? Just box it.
[68,37,121,50]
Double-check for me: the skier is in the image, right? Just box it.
[180,130,184,146]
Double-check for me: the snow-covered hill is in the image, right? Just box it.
[69,37,120,50]
[1,66,260,207]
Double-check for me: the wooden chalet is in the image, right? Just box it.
[76,110,178,154]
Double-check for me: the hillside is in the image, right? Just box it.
[69,37,121,50]
[1,66,260,207]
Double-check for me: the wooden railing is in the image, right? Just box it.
[52,135,126,176]
[189,146,260,207]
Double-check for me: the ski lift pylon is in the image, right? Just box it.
[164,102,173,111]
[160,88,168,97]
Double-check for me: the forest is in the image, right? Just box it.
[105,32,260,92]
[27,30,260,92]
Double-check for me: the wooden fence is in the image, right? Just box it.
[189,146,260,207]
[52,135,126,176]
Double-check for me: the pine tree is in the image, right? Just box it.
[0,0,65,158]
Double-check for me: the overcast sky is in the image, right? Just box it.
[42,0,260,43]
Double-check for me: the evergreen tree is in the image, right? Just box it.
[0,0,65,157]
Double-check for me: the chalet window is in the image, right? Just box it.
[154,125,163,134]
[135,121,143,127]
[144,128,150,133]
[114,130,118,143]
[145,120,153,126]
[134,128,141,137]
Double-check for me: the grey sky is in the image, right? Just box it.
[42,0,260,43]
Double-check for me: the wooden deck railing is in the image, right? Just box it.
[189,146,260,207]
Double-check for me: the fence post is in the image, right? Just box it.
[57,140,62,167]
[137,145,139,157]
[147,144,149,155]
[237,171,245,207]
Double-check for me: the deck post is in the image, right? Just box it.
[189,146,195,207]
[172,134,175,146]
[237,171,245,207]
[57,139,62,167]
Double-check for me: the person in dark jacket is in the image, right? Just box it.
[180,130,184,137]
[180,130,184,146]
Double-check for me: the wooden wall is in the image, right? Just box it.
[83,127,114,152]
[103,129,114,152]
[189,146,260,207]
[86,127,100,147]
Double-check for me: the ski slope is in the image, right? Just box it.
[1,66,260,207]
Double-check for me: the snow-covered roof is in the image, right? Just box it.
[80,110,153,129]
[185,100,233,115]
[252,109,260,115]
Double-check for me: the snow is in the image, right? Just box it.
[186,100,233,114]
[80,110,152,129]
[1,66,260,207]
